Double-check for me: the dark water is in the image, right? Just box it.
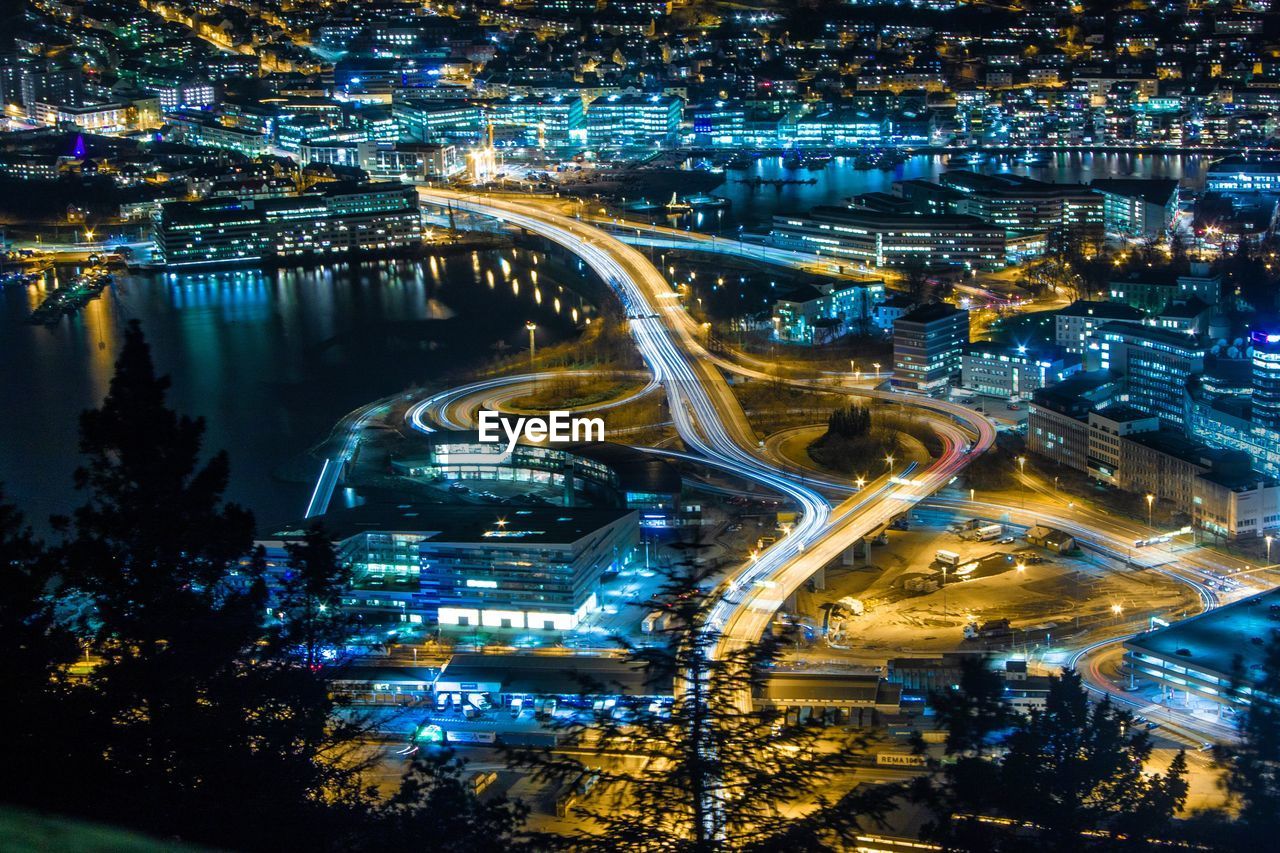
[0,249,589,532]
[671,152,1213,230]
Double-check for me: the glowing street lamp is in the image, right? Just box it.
[1145,493,1155,528]
[885,455,895,475]
[526,321,537,368]
[855,476,866,490]
[1267,534,1274,564]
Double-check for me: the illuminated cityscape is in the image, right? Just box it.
[6,0,1280,849]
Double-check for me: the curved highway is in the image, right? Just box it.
[413,189,995,666]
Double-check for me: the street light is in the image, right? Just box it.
[885,455,895,476]
[1016,561,1026,574]
[1017,456,1026,508]
[855,476,866,490]
[872,361,881,376]
[1267,534,1274,565]
[1145,493,1155,528]
[526,321,537,368]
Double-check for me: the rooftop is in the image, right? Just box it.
[1126,587,1280,682]
[270,503,636,546]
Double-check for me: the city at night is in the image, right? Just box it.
[5,0,1280,848]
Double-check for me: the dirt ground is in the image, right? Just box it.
[792,512,1199,660]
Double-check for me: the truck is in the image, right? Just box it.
[974,523,1003,542]
[963,618,1013,641]
[935,549,961,568]
[642,609,670,634]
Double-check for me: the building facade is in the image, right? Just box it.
[892,303,969,391]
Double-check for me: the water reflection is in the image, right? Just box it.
[0,251,593,531]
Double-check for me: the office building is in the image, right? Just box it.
[1054,300,1145,354]
[357,141,465,181]
[489,96,585,147]
[1251,330,1280,432]
[393,99,486,143]
[261,504,639,632]
[960,342,1080,400]
[941,171,1104,241]
[1205,156,1280,196]
[1087,322,1206,430]
[772,279,887,344]
[152,181,422,267]
[585,95,682,147]
[1107,266,1222,314]
[390,431,683,525]
[892,303,969,391]
[770,207,1005,270]
[1091,178,1178,241]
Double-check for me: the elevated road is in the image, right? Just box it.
[414,189,995,662]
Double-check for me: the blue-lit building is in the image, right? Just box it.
[960,342,1081,400]
[488,95,585,148]
[892,302,970,392]
[152,181,422,267]
[1086,322,1206,431]
[772,279,887,344]
[1125,587,1280,713]
[1205,156,1280,196]
[585,94,682,147]
[261,504,640,634]
[391,431,684,525]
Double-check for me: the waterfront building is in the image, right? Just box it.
[892,302,969,392]
[941,171,1104,241]
[769,207,1005,270]
[152,181,422,267]
[1091,178,1178,242]
[390,431,683,525]
[585,94,682,147]
[1205,156,1280,196]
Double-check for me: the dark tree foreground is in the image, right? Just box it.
[915,658,1187,851]
[1201,633,1280,849]
[55,321,374,850]
[507,564,897,851]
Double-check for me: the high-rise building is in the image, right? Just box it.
[892,303,969,391]
[1251,330,1280,432]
